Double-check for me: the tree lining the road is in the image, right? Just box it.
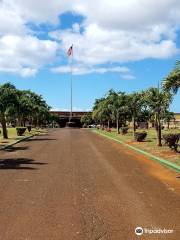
[92,61,180,147]
[81,112,93,127]
[0,83,51,139]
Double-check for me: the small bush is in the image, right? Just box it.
[134,132,147,142]
[121,127,129,135]
[16,127,27,136]
[163,133,180,152]
[27,125,32,132]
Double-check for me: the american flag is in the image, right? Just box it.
[67,45,73,57]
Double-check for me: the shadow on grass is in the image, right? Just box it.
[1,140,9,143]
[143,140,153,142]
[0,158,47,170]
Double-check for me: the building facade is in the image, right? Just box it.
[163,113,180,129]
[50,111,89,127]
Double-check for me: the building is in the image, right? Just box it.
[138,113,180,129]
[50,111,180,128]
[164,113,180,129]
[50,111,90,127]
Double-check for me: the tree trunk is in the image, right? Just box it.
[132,115,136,136]
[0,113,8,139]
[17,116,21,126]
[37,117,40,128]
[116,118,120,134]
[157,117,162,147]
[167,121,170,129]
[108,120,110,129]
[34,116,38,128]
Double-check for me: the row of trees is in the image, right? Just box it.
[89,60,180,146]
[0,83,51,139]
[92,88,172,146]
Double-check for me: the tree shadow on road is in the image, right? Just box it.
[26,138,57,142]
[4,146,29,152]
[0,158,47,170]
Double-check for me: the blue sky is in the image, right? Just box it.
[0,1,180,112]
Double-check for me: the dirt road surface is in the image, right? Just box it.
[0,129,179,240]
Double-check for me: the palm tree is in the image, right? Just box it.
[128,92,145,135]
[162,60,180,94]
[0,83,18,138]
[144,87,171,146]
[93,90,131,133]
[16,90,33,126]
[116,92,130,133]
[24,91,50,127]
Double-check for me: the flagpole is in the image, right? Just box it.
[69,44,73,122]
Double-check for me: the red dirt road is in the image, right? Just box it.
[0,129,179,240]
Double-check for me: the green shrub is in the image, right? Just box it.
[163,133,180,152]
[121,127,129,135]
[134,132,147,142]
[16,127,27,136]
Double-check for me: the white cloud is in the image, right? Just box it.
[50,108,64,112]
[0,66,37,77]
[121,74,136,80]
[3,0,180,30]
[72,0,180,30]
[50,107,90,112]
[51,65,130,75]
[3,0,72,24]
[50,24,178,66]
[0,35,58,77]
[0,0,61,76]
[49,0,180,68]
[0,5,26,36]
[0,0,180,76]
[50,0,180,75]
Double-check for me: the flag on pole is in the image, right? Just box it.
[67,45,73,57]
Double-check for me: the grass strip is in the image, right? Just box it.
[93,129,180,173]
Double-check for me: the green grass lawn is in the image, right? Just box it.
[0,127,47,148]
[94,128,180,166]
